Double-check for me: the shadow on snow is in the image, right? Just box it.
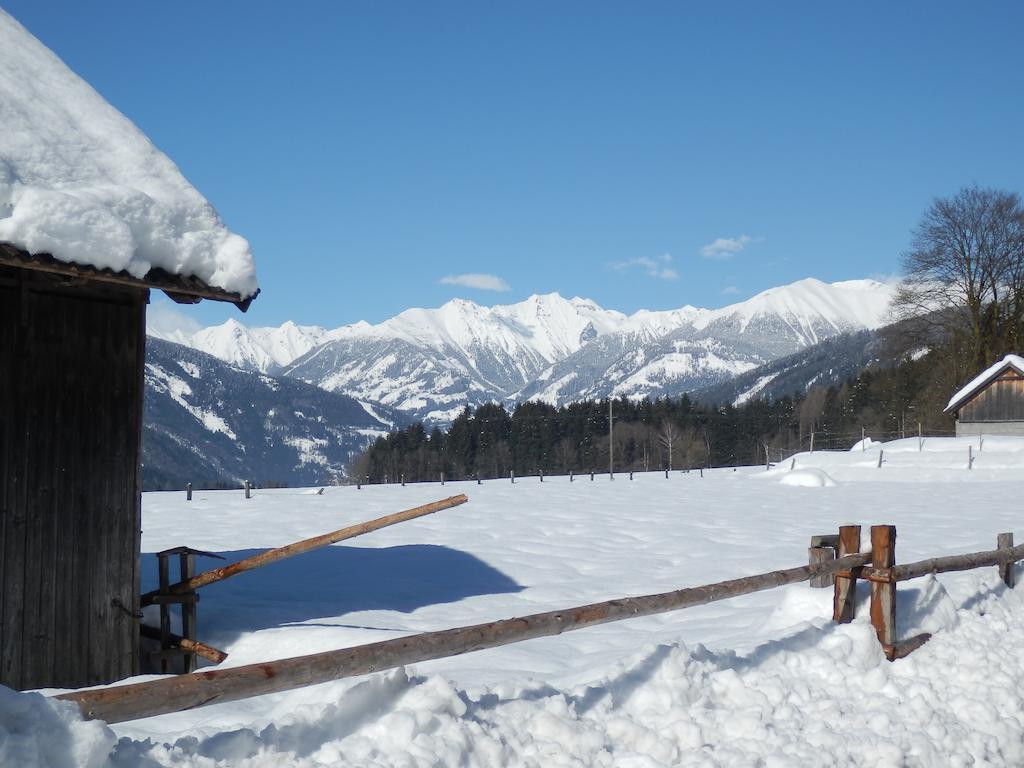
[140,544,523,644]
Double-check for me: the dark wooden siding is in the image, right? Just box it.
[0,266,145,689]
[959,371,1024,423]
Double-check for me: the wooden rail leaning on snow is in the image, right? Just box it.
[59,552,871,724]
[140,495,469,604]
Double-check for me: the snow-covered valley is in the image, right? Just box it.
[12,436,1024,766]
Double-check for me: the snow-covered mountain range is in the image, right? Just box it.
[142,338,401,489]
[150,278,897,423]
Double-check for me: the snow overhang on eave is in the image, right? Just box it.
[0,243,259,312]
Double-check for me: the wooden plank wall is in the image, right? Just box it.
[0,266,145,689]
[959,372,1024,423]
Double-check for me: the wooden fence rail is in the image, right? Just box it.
[56,524,1024,724]
[59,552,870,724]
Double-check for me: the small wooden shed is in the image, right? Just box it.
[944,354,1024,437]
[0,9,259,690]
[0,247,255,690]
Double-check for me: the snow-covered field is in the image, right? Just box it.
[8,436,1024,767]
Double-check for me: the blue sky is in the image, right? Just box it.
[7,2,1024,329]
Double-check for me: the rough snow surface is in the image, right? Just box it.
[0,10,257,298]
[15,437,1024,766]
[946,354,1024,412]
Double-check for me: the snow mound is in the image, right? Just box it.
[850,437,879,451]
[0,10,257,298]
[779,468,837,487]
[0,686,114,768]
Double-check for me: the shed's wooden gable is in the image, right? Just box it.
[956,368,1024,423]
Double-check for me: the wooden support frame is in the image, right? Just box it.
[833,525,861,623]
[869,526,897,660]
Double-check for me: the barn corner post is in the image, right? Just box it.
[833,525,861,623]
[869,525,897,661]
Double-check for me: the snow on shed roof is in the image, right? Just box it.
[0,10,258,302]
[945,354,1024,413]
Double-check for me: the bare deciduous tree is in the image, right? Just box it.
[893,186,1024,370]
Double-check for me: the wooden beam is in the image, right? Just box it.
[0,243,257,310]
[139,625,227,664]
[141,495,469,603]
[883,541,1024,583]
[59,551,871,724]
[869,526,897,660]
[833,525,861,623]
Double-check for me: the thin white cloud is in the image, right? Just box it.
[440,273,511,292]
[720,285,740,295]
[146,299,202,337]
[611,253,678,281]
[700,235,756,260]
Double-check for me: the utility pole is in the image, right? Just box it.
[608,398,614,480]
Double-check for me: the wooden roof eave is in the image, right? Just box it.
[0,243,258,311]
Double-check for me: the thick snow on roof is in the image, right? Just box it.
[945,354,1024,412]
[0,11,257,299]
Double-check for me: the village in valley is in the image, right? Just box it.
[2,4,1024,767]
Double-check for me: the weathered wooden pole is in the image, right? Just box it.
[809,534,838,588]
[569,469,574,482]
[833,525,861,623]
[809,431,815,453]
[186,482,192,501]
[869,525,897,660]
[139,625,227,664]
[141,495,469,602]
[244,480,251,499]
[510,470,515,484]
[60,551,871,724]
[539,469,544,482]
[998,532,1015,588]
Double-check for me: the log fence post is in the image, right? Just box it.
[179,551,197,673]
[999,532,1015,588]
[809,534,838,588]
[833,525,861,623]
[869,525,897,660]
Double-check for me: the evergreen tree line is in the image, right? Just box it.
[349,346,963,484]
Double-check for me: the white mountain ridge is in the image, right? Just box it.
[150,277,897,423]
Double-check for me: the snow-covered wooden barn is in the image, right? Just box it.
[0,11,257,690]
[945,355,1024,437]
